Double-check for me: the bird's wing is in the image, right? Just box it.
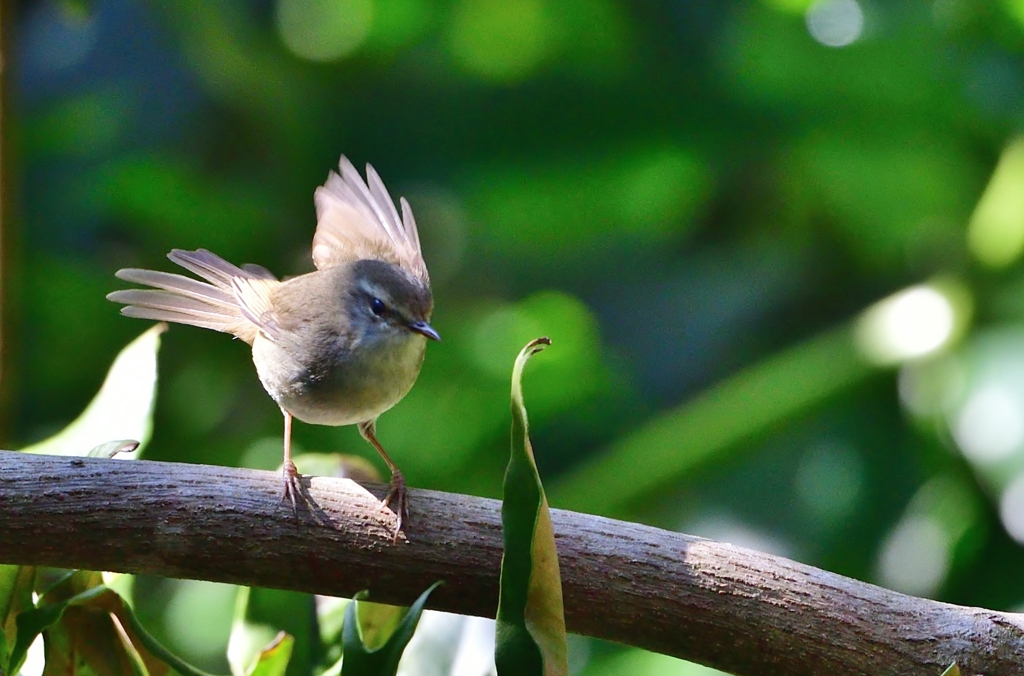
[311,156,429,284]
[231,277,284,340]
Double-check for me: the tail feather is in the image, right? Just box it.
[118,305,245,334]
[108,289,236,318]
[115,269,236,305]
[167,249,254,289]
[108,249,276,344]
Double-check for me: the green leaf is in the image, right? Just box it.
[355,599,407,652]
[227,585,310,676]
[0,566,35,675]
[940,664,962,676]
[339,582,441,676]
[11,577,218,676]
[246,631,294,676]
[496,337,568,676]
[21,324,165,457]
[9,588,92,673]
[229,586,277,676]
[316,596,350,669]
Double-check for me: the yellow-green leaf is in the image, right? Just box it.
[246,631,294,676]
[227,584,309,676]
[0,566,35,675]
[12,578,215,676]
[21,324,165,457]
[496,337,568,676]
[355,599,406,652]
[339,582,441,676]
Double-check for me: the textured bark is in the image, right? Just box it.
[1,450,1022,675]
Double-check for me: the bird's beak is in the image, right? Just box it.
[408,320,441,341]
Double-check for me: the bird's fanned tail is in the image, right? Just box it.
[107,249,277,344]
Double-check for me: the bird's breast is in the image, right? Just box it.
[251,330,427,426]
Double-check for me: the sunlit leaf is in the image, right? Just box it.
[339,582,441,676]
[496,337,568,676]
[355,600,406,652]
[11,577,216,676]
[228,586,279,676]
[21,324,165,457]
[228,584,311,676]
[246,631,294,676]
[316,595,349,669]
[87,439,141,458]
[0,566,35,675]
[967,137,1024,269]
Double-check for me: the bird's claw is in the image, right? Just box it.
[379,470,408,541]
[281,459,302,518]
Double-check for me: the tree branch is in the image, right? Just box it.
[0,450,1021,674]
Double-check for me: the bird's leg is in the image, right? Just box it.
[358,420,408,537]
[281,409,302,514]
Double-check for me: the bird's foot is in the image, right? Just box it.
[281,459,303,518]
[379,470,409,541]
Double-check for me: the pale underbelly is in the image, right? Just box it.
[252,332,426,426]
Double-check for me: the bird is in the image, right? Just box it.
[107,156,440,535]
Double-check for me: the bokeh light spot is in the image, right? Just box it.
[466,291,609,418]
[967,137,1024,269]
[999,473,1024,544]
[794,442,865,523]
[954,383,1024,464]
[471,305,549,380]
[471,147,711,259]
[688,513,794,559]
[23,1,97,73]
[449,0,553,82]
[897,355,965,418]
[876,514,949,597]
[1005,0,1024,28]
[363,0,431,53]
[616,150,710,228]
[855,285,959,365]
[806,0,864,47]
[276,0,373,62]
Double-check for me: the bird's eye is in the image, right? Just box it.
[370,298,387,316]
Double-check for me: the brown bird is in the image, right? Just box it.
[107,156,439,534]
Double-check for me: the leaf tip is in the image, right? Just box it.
[113,440,140,457]
[512,336,552,396]
[528,336,552,353]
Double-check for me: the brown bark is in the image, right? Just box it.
[0,450,1021,675]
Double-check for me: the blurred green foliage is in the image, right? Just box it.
[8,0,1024,673]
